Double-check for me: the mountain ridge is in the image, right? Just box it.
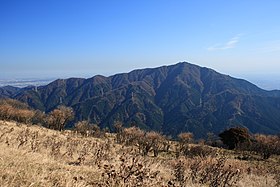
[1,62,280,137]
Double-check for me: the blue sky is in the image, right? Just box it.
[1,0,280,88]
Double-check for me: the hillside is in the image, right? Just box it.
[3,62,280,137]
[0,120,279,186]
[0,86,21,98]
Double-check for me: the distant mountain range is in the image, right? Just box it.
[1,62,280,138]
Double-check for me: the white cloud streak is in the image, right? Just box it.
[207,35,241,51]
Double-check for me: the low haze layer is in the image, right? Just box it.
[1,1,280,89]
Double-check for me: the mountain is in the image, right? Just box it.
[3,62,280,138]
[0,86,21,98]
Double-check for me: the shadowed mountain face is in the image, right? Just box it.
[0,86,21,98]
[3,62,280,138]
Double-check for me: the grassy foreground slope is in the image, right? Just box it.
[0,120,279,187]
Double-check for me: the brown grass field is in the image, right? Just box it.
[0,120,279,187]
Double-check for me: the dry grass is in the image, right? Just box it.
[0,120,279,187]
[0,145,99,187]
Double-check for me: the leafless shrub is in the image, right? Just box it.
[138,131,165,157]
[251,134,280,159]
[0,104,13,120]
[178,132,193,145]
[0,101,35,124]
[14,109,35,124]
[189,156,241,187]
[121,126,145,146]
[47,106,74,131]
[177,132,193,157]
[74,121,106,138]
[187,145,217,158]
[74,121,91,136]
[31,110,46,126]
[98,154,161,187]
[117,127,166,157]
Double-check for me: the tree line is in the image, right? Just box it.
[0,99,73,131]
[0,98,279,160]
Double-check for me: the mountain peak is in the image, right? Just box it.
[2,62,280,138]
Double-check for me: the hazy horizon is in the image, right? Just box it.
[0,62,279,91]
[1,1,280,89]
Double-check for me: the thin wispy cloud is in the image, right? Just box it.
[207,35,241,51]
